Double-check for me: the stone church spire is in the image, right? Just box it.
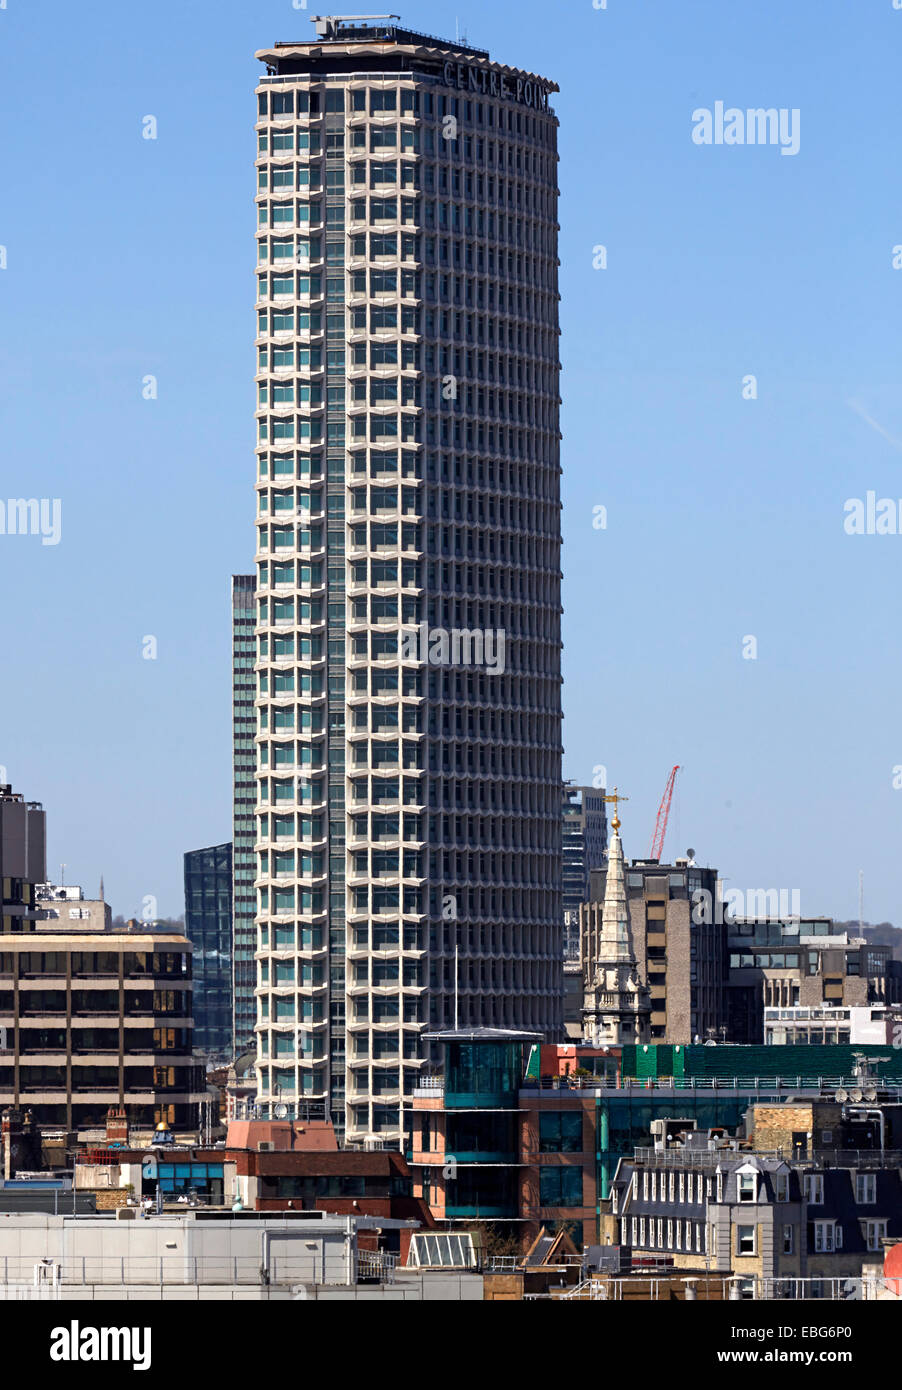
[581,792,651,1046]
[598,810,632,964]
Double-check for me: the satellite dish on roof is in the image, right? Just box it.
[850,1088,863,1103]
[864,1087,878,1102]
[274,1103,288,1119]
[835,1088,848,1103]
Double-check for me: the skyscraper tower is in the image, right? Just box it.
[253,16,563,1142]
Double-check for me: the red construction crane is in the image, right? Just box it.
[649,766,680,861]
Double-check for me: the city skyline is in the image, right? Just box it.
[2,0,902,931]
[2,0,901,1331]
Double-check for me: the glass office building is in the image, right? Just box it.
[561,784,607,961]
[184,843,233,1060]
[253,18,563,1142]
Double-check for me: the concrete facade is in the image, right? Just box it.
[0,929,205,1132]
[36,885,111,935]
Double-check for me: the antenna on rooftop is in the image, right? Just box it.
[858,868,864,933]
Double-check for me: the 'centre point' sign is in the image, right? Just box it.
[441,60,553,110]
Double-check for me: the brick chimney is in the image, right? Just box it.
[106,1106,130,1147]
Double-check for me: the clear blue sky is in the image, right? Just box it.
[1,0,901,924]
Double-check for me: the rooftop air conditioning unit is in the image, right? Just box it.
[363,1137,384,1152]
[258,1141,275,1152]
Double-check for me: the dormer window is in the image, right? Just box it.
[738,1171,757,1203]
[804,1173,824,1205]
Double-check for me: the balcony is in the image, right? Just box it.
[413,1077,444,1099]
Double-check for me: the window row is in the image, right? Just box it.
[258,813,324,838]
[258,85,556,143]
[255,667,324,693]
[351,996,425,1022]
[258,232,419,261]
[257,448,421,477]
[256,199,555,256]
[258,885,325,915]
[258,998,323,1023]
[262,127,556,182]
[348,886,423,913]
[350,960,423,986]
[6,951,189,977]
[259,960,325,987]
[259,156,555,211]
[257,306,419,334]
[629,1215,707,1254]
[257,1067,324,1095]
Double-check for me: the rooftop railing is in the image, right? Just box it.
[0,1253,378,1287]
[259,71,443,87]
[631,1146,783,1167]
[483,1253,583,1272]
[357,1249,397,1283]
[411,1073,902,1100]
[408,1067,902,1100]
[558,1274,892,1302]
[630,1145,902,1169]
[523,1074,902,1095]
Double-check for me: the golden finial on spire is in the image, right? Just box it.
[602,787,628,832]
